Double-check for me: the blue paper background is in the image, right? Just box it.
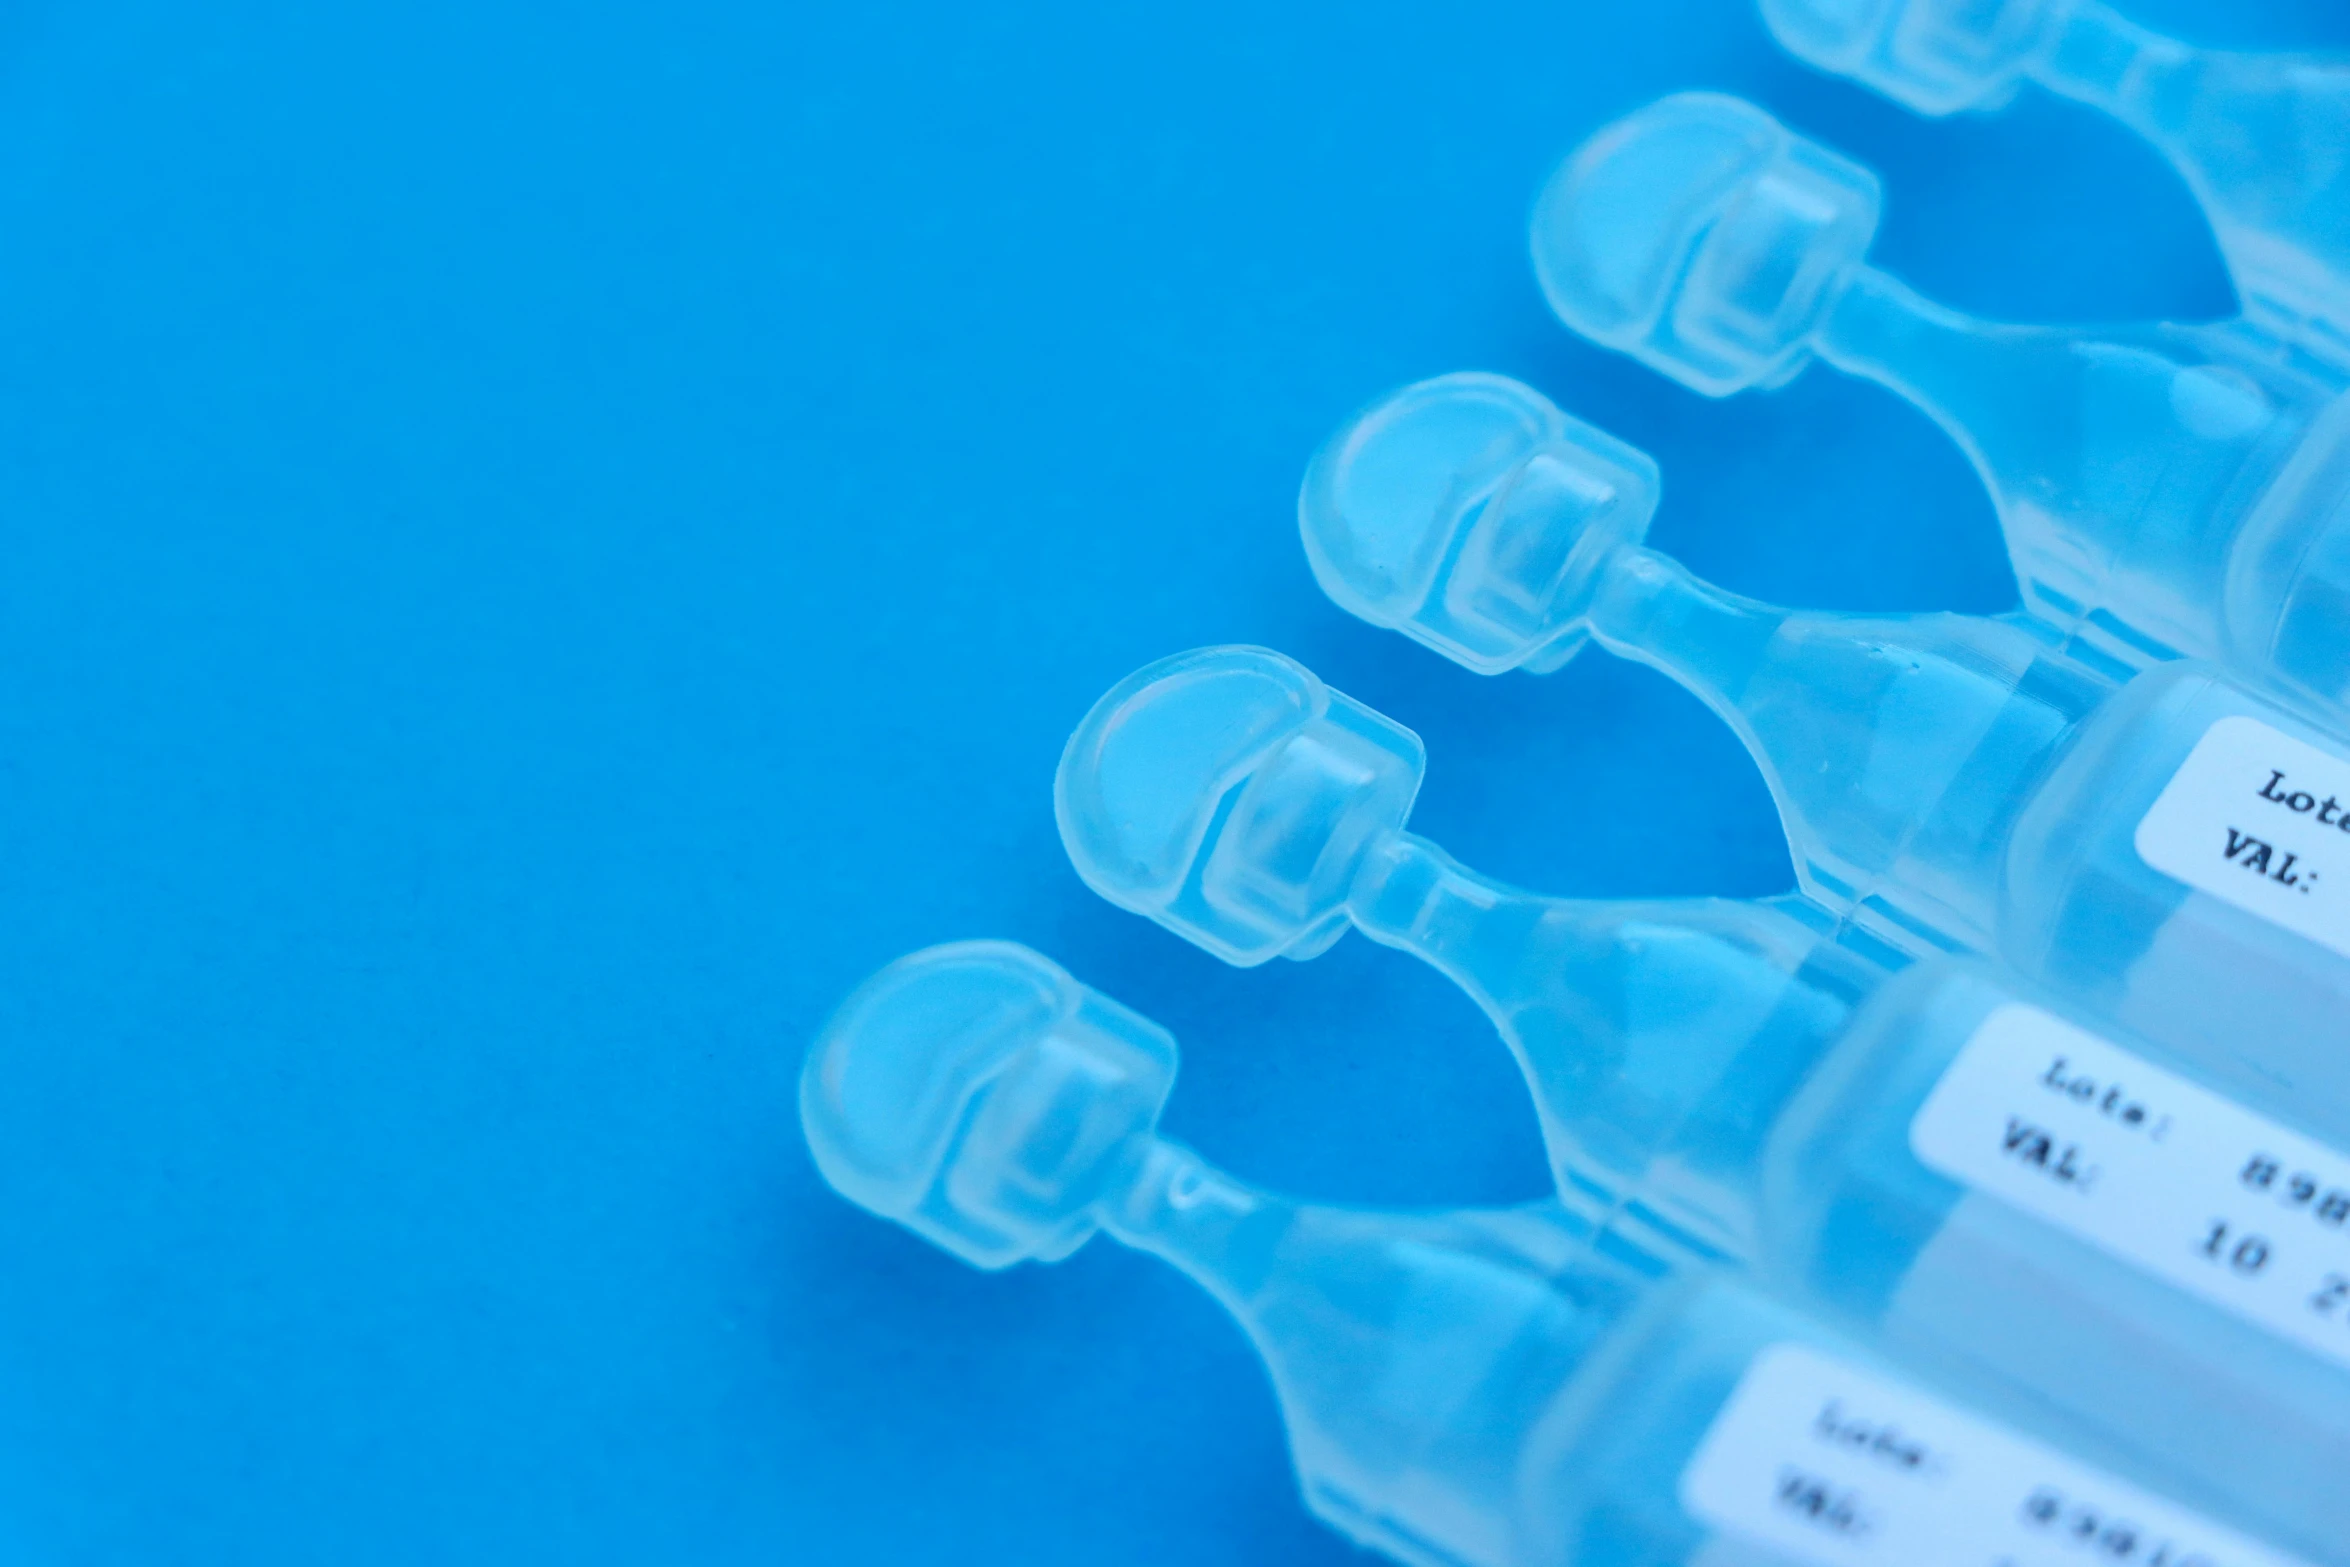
[0,0,2342,1560]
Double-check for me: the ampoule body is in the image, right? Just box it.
[1531,91,2350,708]
[1295,370,2350,1111]
[803,941,2331,1567]
[1058,646,2350,1553]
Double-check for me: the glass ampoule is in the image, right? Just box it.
[1284,369,2350,1121]
[803,940,2323,1567]
[1529,90,2350,708]
[1757,0,2350,359]
[1057,643,2350,1552]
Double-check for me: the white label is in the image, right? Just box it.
[1681,1342,2309,1567]
[2135,715,2350,958]
[1910,1003,2350,1372]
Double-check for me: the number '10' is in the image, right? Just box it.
[2200,1220,2272,1276]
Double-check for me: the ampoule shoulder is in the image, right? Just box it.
[1154,1178,1656,1408]
[1821,291,2327,512]
[1754,955,2069,1261]
[2001,660,2323,925]
[2079,38,2350,332]
[1205,1195,1682,1567]
[1736,606,2111,919]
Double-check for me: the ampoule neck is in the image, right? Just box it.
[1584,544,1788,722]
[1345,831,1549,962]
[1344,832,1621,1044]
[1811,266,2018,435]
[1096,1138,1291,1314]
[1344,831,1834,1010]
